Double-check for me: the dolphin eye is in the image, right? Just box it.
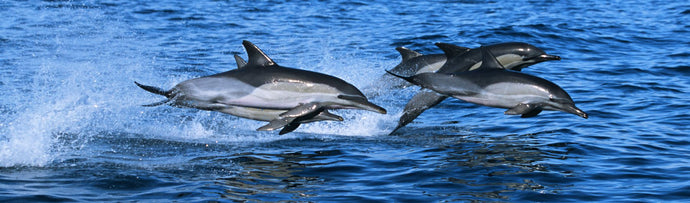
[549,97,570,104]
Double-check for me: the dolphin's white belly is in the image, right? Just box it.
[172,77,256,109]
[215,106,284,121]
[226,82,342,109]
[453,82,551,108]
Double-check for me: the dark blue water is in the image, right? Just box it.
[1,0,689,202]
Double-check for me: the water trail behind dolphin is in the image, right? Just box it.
[0,6,405,167]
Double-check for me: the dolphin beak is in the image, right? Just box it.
[567,106,588,119]
[362,102,388,114]
[337,95,387,114]
[526,54,561,62]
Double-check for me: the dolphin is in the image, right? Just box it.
[392,42,562,133]
[387,46,587,131]
[437,42,562,73]
[386,43,469,76]
[135,40,386,134]
[368,43,468,93]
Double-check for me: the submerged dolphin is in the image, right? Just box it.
[437,42,562,73]
[393,42,562,133]
[386,43,469,77]
[136,40,386,134]
[368,43,468,94]
[387,46,587,131]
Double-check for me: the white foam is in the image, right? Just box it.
[0,5,155,167]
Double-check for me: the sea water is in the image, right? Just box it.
[1,0,689,201]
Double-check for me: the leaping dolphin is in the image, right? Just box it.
[136,40,386,134]
[392,42,562,133]
[387,46,587,132]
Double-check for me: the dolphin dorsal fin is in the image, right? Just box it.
[234,54,247,69]
[242,40,277,67]
[395,47,423,62]
[478,46,506,70]
[435,42,471,59]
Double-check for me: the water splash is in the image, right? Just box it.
[0,3,152,167]
[0,1,409,167]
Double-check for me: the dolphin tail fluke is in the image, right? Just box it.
[142,99,171,107]
[134,81,170,97]
[135,81,174,107]
[390,90,447,134]
[385,69,421,88]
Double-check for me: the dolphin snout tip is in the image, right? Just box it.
[369,106,387,114]
[575,109,588,119]
[378,108,388,114]
[543,54,561,61]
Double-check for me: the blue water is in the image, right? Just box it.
[1,0,689,202]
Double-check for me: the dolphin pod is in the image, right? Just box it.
[136,40,586,135]
[389,42,564,133]
[387,46,587,130]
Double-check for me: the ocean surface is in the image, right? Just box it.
[1,0,689,202]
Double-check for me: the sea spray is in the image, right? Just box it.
[0,2,153,167]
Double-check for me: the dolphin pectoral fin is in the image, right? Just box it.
[505,103,540,116]
[390,90,448,134]
[278,102,323,118]
[521,108,543,118]
[257,102,323,133]
[302,110,343,123]
[142,99,170,107]
[337,95,387,114]
[257,118,291,131]
[279,123,301,135]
